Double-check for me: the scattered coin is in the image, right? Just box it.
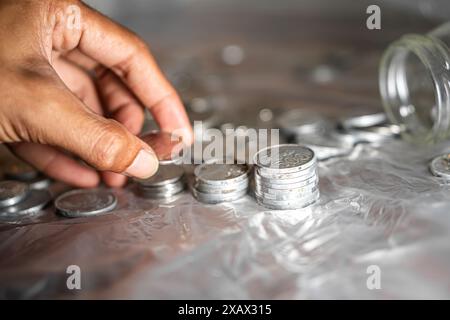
[339,113,401,143]
[55,189,117,218]
[276,109,332,137]
[0,180,29,208]
[430,153,450,180]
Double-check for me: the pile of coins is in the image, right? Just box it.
[253,144,320,210]
[55,189,117,218]
[135,164,185,199]
[3,161,51,190]
[430,153,450,181]
[0,180,51,218]
[193,162,250,204]
[134,131,186,199]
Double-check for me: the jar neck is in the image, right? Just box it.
[379,33,450,144]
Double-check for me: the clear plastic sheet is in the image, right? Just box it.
[1,139,450,299]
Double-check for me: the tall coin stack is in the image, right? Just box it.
[193,162,250,204]
[253,144,320,210]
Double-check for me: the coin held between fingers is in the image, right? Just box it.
[123,149,159,179]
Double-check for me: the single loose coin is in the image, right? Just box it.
[0,180,29,208]
[430,153,450,180]
[55,189,117,218]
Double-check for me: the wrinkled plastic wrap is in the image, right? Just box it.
[1,139,450,299]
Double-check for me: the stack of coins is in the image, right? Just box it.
[135,130,186,199]
[0,180,51,218]
[253,144,320,210]
[4,161,51,190]
[193,162,250,204]
[135,165,185,199]
[56,189,117,218]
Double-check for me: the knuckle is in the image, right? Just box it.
[92,122,134,171]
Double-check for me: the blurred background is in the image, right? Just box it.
[84,0,448,125]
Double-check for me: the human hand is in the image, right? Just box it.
[0,0,192,187]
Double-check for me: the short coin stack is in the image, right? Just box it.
[135,165,185,199]
[0,180,51,218]
[193,162,250,204]
[253,144,320,210]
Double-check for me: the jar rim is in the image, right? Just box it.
[379,34,450,144]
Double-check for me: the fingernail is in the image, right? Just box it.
[124,149,159,179]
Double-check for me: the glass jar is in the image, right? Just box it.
[379,22,450,144]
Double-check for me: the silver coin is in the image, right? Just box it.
[295,132,355,161]
[135,165,184,187]
[28,175,52,190]
[255,189,320,210]
[255,183,318,200]
[430,153,450,180]
[255,164,317,180]
[138,181,185,199]
[0,180,29,208]
[340,113,387,130]
[254,144,316,173]
[194,163,250,186]
[255,169,318,186]
[195,178,249,194]
[1,189,51,216]
[255,177,318,191]
[56,189,117,218]
[255,180,318,197]
[277,109,331,136]
[140,181,185,192]
[192,187,248,204]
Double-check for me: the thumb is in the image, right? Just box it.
[22,83,159,179]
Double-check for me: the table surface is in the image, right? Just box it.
[1,0,449,299]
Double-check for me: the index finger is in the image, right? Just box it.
[59,2,193,143]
